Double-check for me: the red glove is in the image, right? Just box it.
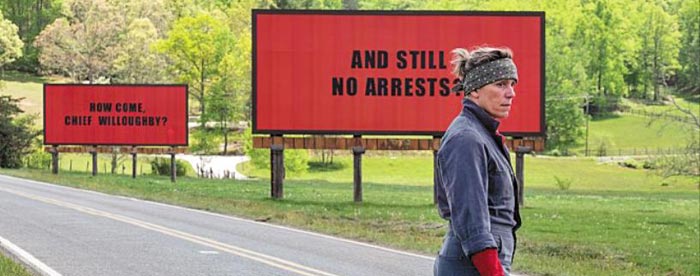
[471,248,504,276]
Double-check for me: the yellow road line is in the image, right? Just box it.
[0,187,339,276]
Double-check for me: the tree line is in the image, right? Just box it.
[0,0,698,154]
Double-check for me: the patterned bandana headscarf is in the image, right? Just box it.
[452,58,518,94]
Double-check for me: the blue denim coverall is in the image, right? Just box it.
[434,99,522,275]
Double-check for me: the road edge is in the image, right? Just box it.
[0,234,61,276]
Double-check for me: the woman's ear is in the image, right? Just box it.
[470,90,479,98]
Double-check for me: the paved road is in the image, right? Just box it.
[0,174,434,276]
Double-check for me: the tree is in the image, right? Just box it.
[109,0,173,35]
[202,37,253,154]
[576,0,634,111]
[155,12,232,124]
[676,0,700,95]
[636,1,681,101]
[164,0,200,18]
[34,0,125,82]
[357,0,417,9]
[203,86,236,155]
[0,0,61,72]
[0,0,60,44]
[112,18,168,83]
[539,0,590,153]
[0,15,26,169]
[273,0,342,9]
[0,96,40,168]
[476,0,590,153]
[221,0,277,123]
[0,12,23,71]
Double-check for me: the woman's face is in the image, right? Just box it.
[471,79,516,119]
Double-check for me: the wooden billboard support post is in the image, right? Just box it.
[131,147,138,179]
[433,149,438,204]
[90,146,98,176]
[270,144,285,199]
[515,146,532,207]
[50,145,59,174]
[170,147,177,183]
[352,135,365,203]
[270,135,285,199]
[432,136,441,204]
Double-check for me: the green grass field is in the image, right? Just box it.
[571,114,696,156]
[249,152,437,186]
[625,95,700,118]
[0,253,32,276]
[570,95,700,156]
[2,153,698,276]
[242,152,697,193]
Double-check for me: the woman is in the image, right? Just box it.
[434,46,521,276]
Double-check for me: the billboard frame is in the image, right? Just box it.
[43,83,189,146]
[252,9,545,137]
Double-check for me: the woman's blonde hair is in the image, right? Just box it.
[451,47,513,80]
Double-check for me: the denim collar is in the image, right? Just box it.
[462,98,500,134]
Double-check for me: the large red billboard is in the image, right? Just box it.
[44,84,188,146]
[253,10,544,136]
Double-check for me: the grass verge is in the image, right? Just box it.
[0,253,32,276]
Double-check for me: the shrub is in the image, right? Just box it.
[24,150,51,169]
[248,148,270,169]
[618,159,641,169]
[308,160,347,172]
[284,149,309,176]
[642,159,657,170]
[150,158,188,177]
[22,138,51,169]
[240,128,308,175]
[596,141,608,157]
[0,96,41,168]
[190,129,220,154]
[553,175,573,190]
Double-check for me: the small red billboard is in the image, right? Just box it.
[44,84,188,146]
[253,10,544,136]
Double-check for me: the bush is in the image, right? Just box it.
[190,129,220,154]
[285,149,309,176]
[308,160,347,172]
[240,127,308,175]
[248,148,270,169]
[22,137,51,169]
[246,148,310,176]
[24,150,51,169]
[150,158,189,177]
[642,159,657,170]
[596,141,608,157]
[618,159,641,169]
[553,175,573,190]
[0,96,41,168]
